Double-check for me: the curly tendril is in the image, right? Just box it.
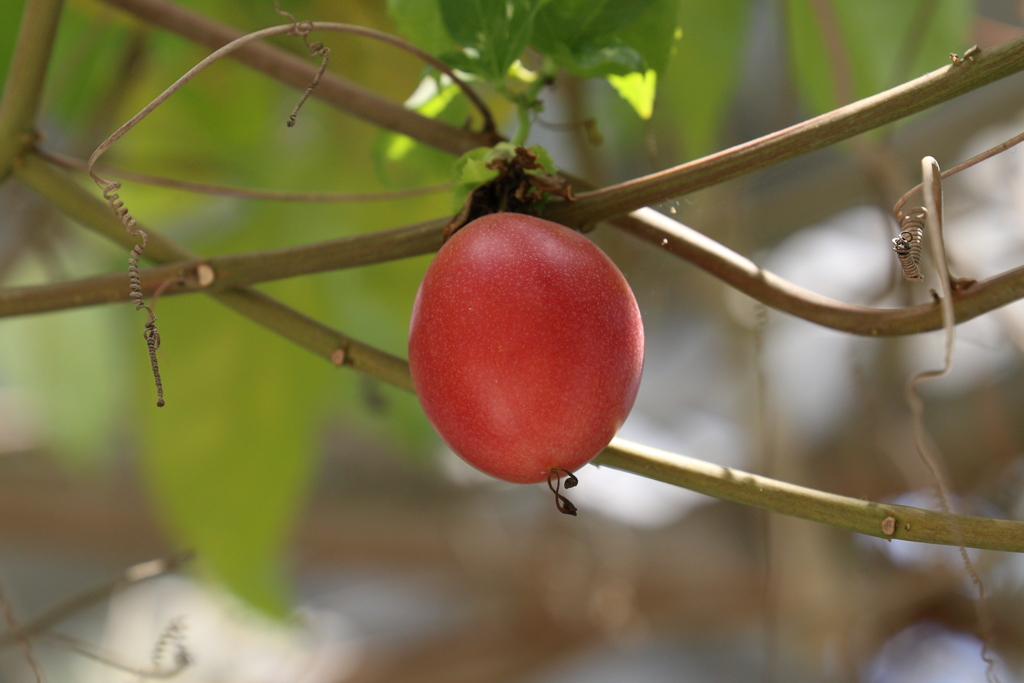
[100,177,165,407]
[547,468,579,516]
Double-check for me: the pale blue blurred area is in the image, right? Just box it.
[864,622,1008,683]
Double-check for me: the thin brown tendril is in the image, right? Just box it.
[902,158,1000,683]
[275,2,330,127]
[0,552,193,649]
[0,577,43,683]
[893,125,1024,217]
[45,628,189,679]
[41,149,450,202]
[547,468,579,516]
[88,171,166,408]
[83,16,497,411]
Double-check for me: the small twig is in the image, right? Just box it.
[40,149,450,202]
[0,575,44,683]
[0,553,192,648]
[893,125,1024,217]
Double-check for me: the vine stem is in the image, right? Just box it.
[101,0,1024,214]
[0,0,65,179]
[594,439,1024,553]
[102,0,496,154]
[9,176,1024,338]
[543,37,1024,226]
[86,20,494,192]
[0,576,43,683]
[14,157,1024,553]
[13,154,414,392]
[893,128,1024,217]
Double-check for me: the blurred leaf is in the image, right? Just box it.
[615,0,680,74]
[437,0,550,81]
[372,80,469,186]
[0,234,129,466]
[655,0,749,158]
[0,297,125,465]
[387,0,454,55]
[608,69,657,119]
[43,0,142,132]
[785,0,973,116]
[141,283,330,616]
[376,80,463,164]
[0,0,26,95]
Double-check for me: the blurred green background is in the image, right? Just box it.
[6,0,1024,681]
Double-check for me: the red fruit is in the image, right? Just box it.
[408,213,644,484]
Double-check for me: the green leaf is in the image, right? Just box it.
[531,0,654,77]
[450,142,559,209]
[387,0,454,55]
[615,0,681,74]
[437,0,550,81]
[785,0,973,116]
[0,302,125,466]
[451,145,500,207]
[608,69,657,119]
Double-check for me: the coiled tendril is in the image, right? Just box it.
[547,468,579,516]
[101,178,165,407]
[893,207,925,282]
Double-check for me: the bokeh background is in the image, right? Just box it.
[4,0,1024,681]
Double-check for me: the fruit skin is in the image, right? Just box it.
[408,213,644,484]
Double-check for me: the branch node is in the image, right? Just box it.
[881,515,896,537]
[195,263,216,287]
